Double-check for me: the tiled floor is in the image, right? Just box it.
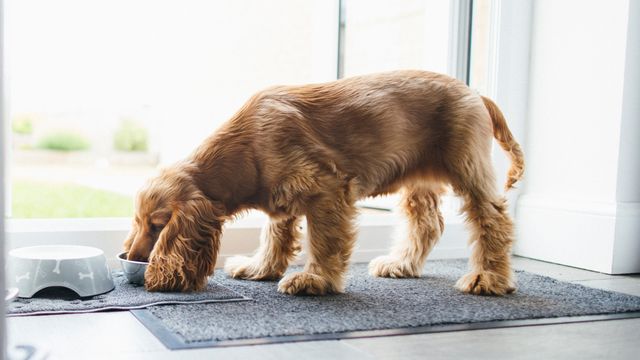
[7,256,640,360]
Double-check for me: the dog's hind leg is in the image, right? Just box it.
[278,191,358,295]
[224,216,302,280]
[452,160,516,296]
[369,183,446,278]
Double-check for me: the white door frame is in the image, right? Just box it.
[1,0,7,354]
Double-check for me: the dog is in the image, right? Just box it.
[124,70,524,296]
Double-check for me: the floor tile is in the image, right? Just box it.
[7,312,165,359]
[512,256,615,281]
[61,340,373,360]
[343,318,640,360]
[573,278,640,296]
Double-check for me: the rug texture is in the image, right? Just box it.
[133,259,640,349]
[6,271,249,316]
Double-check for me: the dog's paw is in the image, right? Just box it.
[224,256,281,280]
[368,255,420,278]
[278,272,337,295]
[455,271,515,296]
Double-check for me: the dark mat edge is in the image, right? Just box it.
[130,309,640,350]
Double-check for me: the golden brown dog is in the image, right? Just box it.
[124,70,524,296]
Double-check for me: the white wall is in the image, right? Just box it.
[515,0,640,273]
[612,0,640,273]
[524,0,628,203]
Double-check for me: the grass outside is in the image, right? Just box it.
[12,180,134,218]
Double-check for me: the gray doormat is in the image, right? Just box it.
[6,271,249,316]
[131,259,640,349]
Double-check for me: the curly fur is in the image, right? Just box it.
[125,70,524,295]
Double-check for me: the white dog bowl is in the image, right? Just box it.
[8,245,115,298]
[117,251,148,285]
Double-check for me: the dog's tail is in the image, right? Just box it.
[481,96,525,191]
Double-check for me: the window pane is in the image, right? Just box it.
[469,0,493,95]
[345,0,452,210]
[5,0,338,218]
[344,0,451,77]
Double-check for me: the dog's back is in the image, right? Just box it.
[249,70,497,198]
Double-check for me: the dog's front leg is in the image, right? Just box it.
[225,216,301,280]
[278,194,357,295]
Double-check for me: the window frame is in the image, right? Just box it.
[1,0,6,349]
[485,0,532,216]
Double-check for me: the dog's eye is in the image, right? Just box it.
[150,223,164,233]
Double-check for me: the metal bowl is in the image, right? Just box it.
[117,251,148,285]
[8,245,115,298]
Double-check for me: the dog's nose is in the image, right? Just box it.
[127,251,149,263]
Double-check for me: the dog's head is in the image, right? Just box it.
[124,164,224,292]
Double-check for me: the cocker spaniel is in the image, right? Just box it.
[124,70,524,295]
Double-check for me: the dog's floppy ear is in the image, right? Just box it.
[123,220,137,252]
[145,197,223,292]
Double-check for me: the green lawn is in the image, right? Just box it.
[12,180,134,218]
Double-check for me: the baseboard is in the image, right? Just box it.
[612,202,640,273]
[515,195,640,274]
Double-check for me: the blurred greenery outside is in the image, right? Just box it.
[12,116,34,135]
[12,116,149,153]
[9,116,152,218]
[37,131,91,151]
[12,180,134,218]
[114,119,149,152]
